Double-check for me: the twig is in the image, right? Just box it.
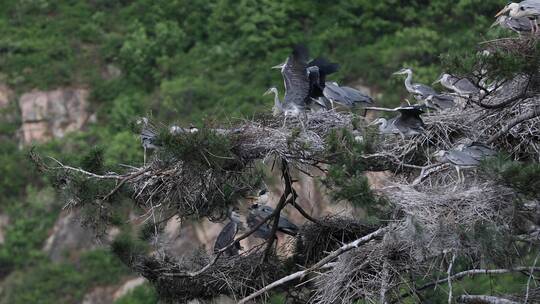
[262,159,293,262]
[398,267,540,301]
[303,227,387,278]
[525,252,540,303]
[447,252,456,304]
[456,295,519,304]
[237,262,337,304]
[486,106,540,144]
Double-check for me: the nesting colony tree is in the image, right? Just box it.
[32,33,540,303]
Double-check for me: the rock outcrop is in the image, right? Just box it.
[42,209,98,262]
[19,88,90,144]
[0,84,11,109]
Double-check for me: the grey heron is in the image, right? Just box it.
[138,117,159,165]
[321,82,374,110]
[393,68,439,102]
[495,1,540,33]
[368,105,426,138]
[457,141,497,161]
[424,94,456,111]
[245,187,298,239]
[433,73,480,98]
[434,150,481,184]
[268,45,312,128]
[306,57,339,101]
[492,15,535,34]
[213,209,243,256]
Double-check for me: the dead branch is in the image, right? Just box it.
[237,262,337,304]
[457,295,519,304]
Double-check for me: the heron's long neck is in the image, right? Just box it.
[379,119,388,130]
[404,71,414,92]
[272,90,283,115]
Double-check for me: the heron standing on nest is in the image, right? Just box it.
[495,1,540,33]
[368,105,426,138]
[265,45,312,129]
[434,142,496,184]
[245,188,298,239]
[213,208,243,256]
[492,14,536,34]
[433,73,480,98]
[320,82,374,110]
[138,117,159,166]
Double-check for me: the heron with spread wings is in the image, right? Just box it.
[368,105,427,138]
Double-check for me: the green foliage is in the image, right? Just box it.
[481,156,540,198]
[114,283,158,304]
[0,187,58,274]
[323,129,384,217]
[79,249,130,285]
[111,232,149,267]
[158,127,240,170]
[1,248,130,304]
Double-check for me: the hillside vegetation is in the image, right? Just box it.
[0,1,517,303]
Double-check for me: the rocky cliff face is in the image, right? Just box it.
[0,84,11,109]
[19,88,90,144]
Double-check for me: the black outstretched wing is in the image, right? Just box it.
[307,57,339,98]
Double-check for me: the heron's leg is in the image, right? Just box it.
[298,115,306,132]
[456,166,461,184]
[143,146,147,166]
[282,115,288,128]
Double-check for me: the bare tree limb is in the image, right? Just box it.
[457,295,519,304]
[237,262,337,304]
[487,106,540,144]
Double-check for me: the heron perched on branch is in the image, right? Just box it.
[246,188,298,239]
[213,209,243,256]
[367,105,426,138]
[433,73,480,98]
[495,1,540,33]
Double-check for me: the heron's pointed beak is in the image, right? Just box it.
[263,89,271,96]
[244,195,259,201]
[490,19,502,28]
[495,6,509,18]
[432,78,441,85]
[271,63,284,69]
[368,120,379,126]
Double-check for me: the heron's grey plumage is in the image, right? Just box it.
[425,94,456,110]
[370,105,426,138]
[458,142,497,161]
[213,210,242,256]
[434,73,480,97]
[247,203,298,239]
[496,1,540,32]
[492,15,535,33]
[394,68,438,101]
[322,82,374,109]
[279,45,311,115]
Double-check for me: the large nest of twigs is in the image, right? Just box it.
[129,111,356,221]
[312,239,410,304]
[131,249,286,302]
[294,216,379,267]
[384,182,517,263]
